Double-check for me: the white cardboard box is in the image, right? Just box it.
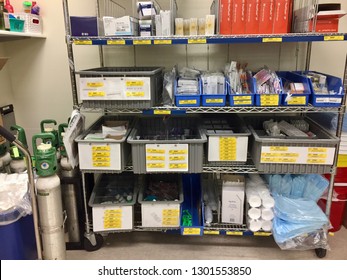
[103,16,138,36]
[221,175,245,224]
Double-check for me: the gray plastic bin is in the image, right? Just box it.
[138,174,184,228]
[127,116,207,174]
[75,115,134,173]
[88,173,138,232]
[202,115,251,163]
[246,117,339,173]
[77,67,163,109]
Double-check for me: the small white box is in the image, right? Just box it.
[160,10,172,36]
[205,14,215,35]
[155,14,162,36]
[103,16,138,36]
[221,175,245,224]
[175,18,184,36]
[138,1,156,19]
[189,18,198,36]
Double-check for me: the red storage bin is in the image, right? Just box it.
[318,186,347,232]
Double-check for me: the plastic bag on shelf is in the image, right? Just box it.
[273,194,329,224]
[290,175,306,199]
[302,174,329,202]
[0,173,32,226]
[162,67,177,106]
[274,226,330,251]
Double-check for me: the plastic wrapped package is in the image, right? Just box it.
[302,174,329,202]
[0,173,32,226]
[290,176,306,199]
[272,195,329,248]
[274,224,330,251]
[280,174,292,197]
[162,67,176,106]
[274,195,329,224]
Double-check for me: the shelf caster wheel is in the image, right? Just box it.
[83,232,104,252]
[315,248,327,259]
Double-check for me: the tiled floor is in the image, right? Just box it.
[66,227,347,260]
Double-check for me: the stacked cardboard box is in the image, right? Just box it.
[219,0,293,35]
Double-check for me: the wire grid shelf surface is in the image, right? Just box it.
[80,105,344,114]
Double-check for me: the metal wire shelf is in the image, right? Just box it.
[79,104,344,114]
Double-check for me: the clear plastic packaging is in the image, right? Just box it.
[0,173,32,226]
[162,67,176,106]
[275,227,330,251]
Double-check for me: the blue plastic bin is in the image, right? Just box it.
[175,78,201,107]
[180,174,204,236]
[277,71,311,106]
[295,71,344,107]
[254,76,284,107]
[201,77,227,107]
[228,75,256,107]
[0,212,37,260]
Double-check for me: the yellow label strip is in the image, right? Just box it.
[133,39,151,45]
[254,232,272,237]
[324,35,344,41]
[287,96,307,105]
[87,82,104,87]
[262,37,283,43]
[169,163,188,169]
[126,81,144,87]
[146,149,165,154]
[107,39,126,45]
[154,110,171,115]
[233,95,252,101]
[179,99,197,105]
[93,162,111,167]
[92,146,111,151]
[270,146,288,152]
[261,153,299,158]
[88,91,105,97]
[308,148,327,153]
[126,92,145,97]
[204,230,220,235]
[92,152,110,157]
[226,231,243,236]
[169,150,188,155]
[206,99,224,104]
[188,38,207,44]
[147,163,165,168]
[74,40,92,45]
[92,157,111,162]
[183,228,201,235]
[169,156,186,161]
[154,39,172,45]
[146,156,165,161]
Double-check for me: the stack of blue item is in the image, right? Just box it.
[266,174,329,201]
[264,174,330,250]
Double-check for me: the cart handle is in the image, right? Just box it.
[0,125,16,143]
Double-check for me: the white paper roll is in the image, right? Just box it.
[248,207,261,220]
[247,219,262,232]
[261,219,273,232]
[261,207,274,221]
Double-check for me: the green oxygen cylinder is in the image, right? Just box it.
[10,125,28,159]
[40,120,59,148]
[40,119,61,162]
[58,123,68,158]
[10,125,28,173]
[32,133,58,177]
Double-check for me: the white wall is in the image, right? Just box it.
[0,45,14,107]
[0,0,346,151]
